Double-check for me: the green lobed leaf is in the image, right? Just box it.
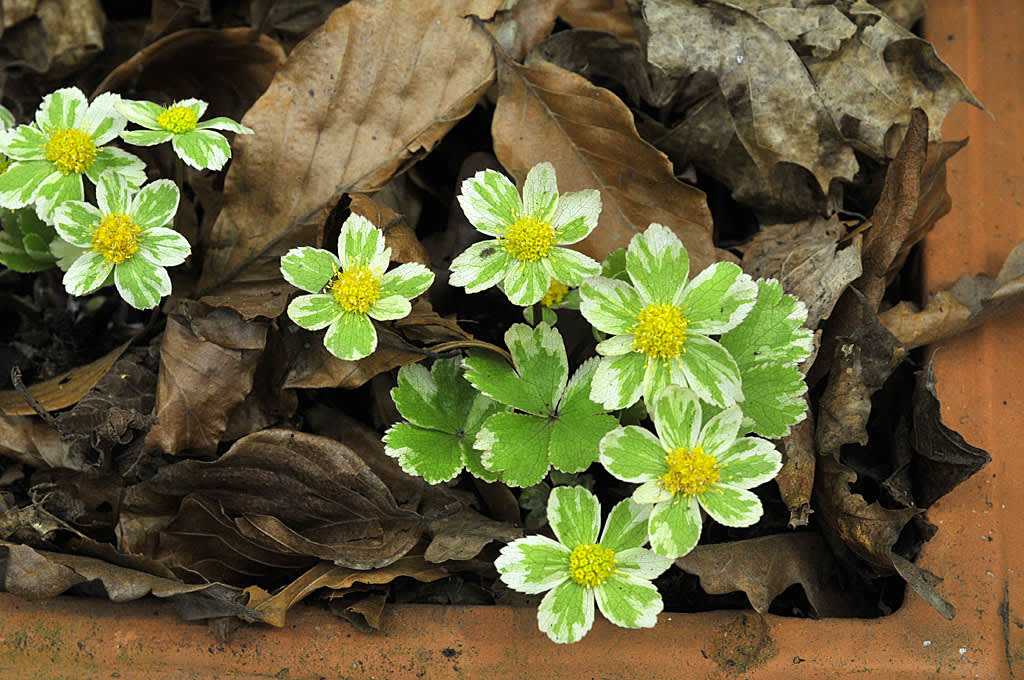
[464,323,567,416]
[720,278,813,370]
[733,362,809,438]
[382,423,464,484]
[475,412,552,487]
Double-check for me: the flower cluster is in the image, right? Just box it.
[0,87,250,309]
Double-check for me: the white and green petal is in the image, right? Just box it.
[115,99,164,129]
[64,252,113,296]
[82,92,126,146]
[599,499,652,553]
[114,257,171,310]
[599,426,666,484]
[626,223,689,304]
[323,312,377,360]
[136,227,191,267]
[649,496,702,558]
[0,161,57,209]
[380,262,433,300]
[674,334,744,407]
[649,385,701,451]
[717,437,782,489]
[36,88,87,131]
[195,116,253,134]
[633,481,674,505]
[475,413,552,487]
[457,169,522,237]
[336,214,384,266]
[0,105,14,129]
[698,485,763,527]
[172,129,231,170]
[641,359,674,411]
[449,239,510,293]
[383,423,464,484]
[699,405,744,458]
[590,352,645,410]
[538,580,593,644]
[131,179,179,229]
[679,262,757,335]
[550,190,600,245]
[280,246,339,293]
[174,98,209,120]
[543,247,600,287]
[367,294,411,321]
[96,170,132,215]
[595,572,663,629]
[502,259,550,306]
[612,546,674,581]
[3,125,48,161]
[495,535,570,595]
[35,172,84,221]
[287,294,343,330]
[52,201,102,247]
[521,161,558,221]
[547,485,601,549]
[579,276,642,335]
[85,147,146,188]
[120,129,174,146]
[595,333,634,356]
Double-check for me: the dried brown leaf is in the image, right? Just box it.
[244,556,447,627]
[741,216,862,330]
[0,340,130,416]
[0,414,60,468]
[145,305,269,456]
[493,57,715,268]
[675,533,854,617]
[124,430,423,581]
[881,238,1024,350]
[0,541,255,621]
[197,0,506,318]
[559,0,638,42]
[1,0,104,76]
[774,408,815,527]
[495,0,562,62]
[349,194,430,266]
[425,508,522,563]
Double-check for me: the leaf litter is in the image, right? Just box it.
[0,0,1011,635]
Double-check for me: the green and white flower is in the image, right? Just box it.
[117,98,252,171]
[53,171,187,310]
[580,223,757,410]
[496,486,673,644]
[0,88,145,222]
[450,162,601,306]
[599,385,782,558]
[465,323,618,487]
[280,214,434,361]
[384,358,506,483]
[523,278,580,326]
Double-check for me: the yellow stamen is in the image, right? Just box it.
[540,279,569,307]
[502,215,558,262]
[45,128,96,175]
[568,543,616,587]
[157,106,199,134]
[330,266,382,314]
[630,303,688,360]
[91,213,141,264]
[658,445,720,497]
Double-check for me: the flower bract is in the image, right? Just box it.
[580,223,757,410]
[0,88,145,223]
[495,486,672,644]
[450,161,601,306]
[53,171,188,310]
[599,385,782,558]
[117,98,253,171]
[384,358,506,483]
[280,214,434,361]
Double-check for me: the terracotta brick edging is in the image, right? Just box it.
[1,1,1021,678]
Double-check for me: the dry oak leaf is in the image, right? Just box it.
[559,0,638,43]
[197,0,509,319]
[675,533,854,617]
[493,56,716,270]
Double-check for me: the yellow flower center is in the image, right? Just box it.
[157,106,199,133]
[630,303,688,360]
[502,215,558,262]
[44,128,96,175]
[658,445,720,497]
[91,213,141,264]
[330,266,382,314]
[540,279,569,307]
[568,543,616,587]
